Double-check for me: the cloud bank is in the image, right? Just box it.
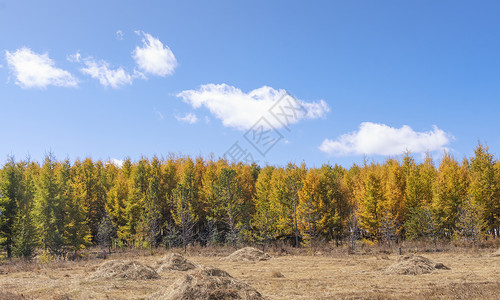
[177,84,329,130]
[5,47,78,89]
[319,122,451,156]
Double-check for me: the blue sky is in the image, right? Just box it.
[1,0,499,167]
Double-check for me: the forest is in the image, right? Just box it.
[0,143,499,259]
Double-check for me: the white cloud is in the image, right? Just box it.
[67,52,81,63]
[175,112,198,124]
[80,57,134,89]
[177,83,329,130]
[109,158,124,167]
[116,30,124,40]
[132,69,146,80]
[5,47,78,89]
[133,31,177,76]
[319,122,451,156]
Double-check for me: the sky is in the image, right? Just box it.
[1,0,499,168]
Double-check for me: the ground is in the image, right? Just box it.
[0,247,499,299]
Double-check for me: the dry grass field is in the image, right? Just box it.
[0,246,499,299]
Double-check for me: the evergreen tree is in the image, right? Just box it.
[382,158,406,239]
[160,157,177,230]
[317,164,349,245]
[214,168,243,248]
[201,158,226,224]
[107,173,129,240]
[380,210,397,246]
[170,157,199,252]
[34,154,65,256]
[343,164,363,244]
[404,153,437,238]
[468,143,499,236]
[71,159,107,242]
[122,158,133,179]
[455,197,485,246]
[0,156,22,258]
[192,156,207,219]
[91,160,108,241]
[359,166,384,240]
[172,181,197,253]
[347,206,361,251]
[145,162,162,248]
[123,158,149,245]
[420,153,437,207]
[298,168,322,251]
[97,212,115,253]
[404,206,438,244]
[252,166,280,250]
[64,160,91,254]
[432,153,469,238]
[199,159,226,245]
[275,163,305,247]
[123,186,143,245]
[12,160,38,258]
[234,163,256,229]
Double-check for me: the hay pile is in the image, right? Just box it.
[221,247,271,262]
[149,266,264,300]
[157,253,198,272]
[88,260,160,280]
[385,255,449,275]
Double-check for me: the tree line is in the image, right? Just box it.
[0,143,499,258]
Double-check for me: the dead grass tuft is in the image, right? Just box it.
[87,260,159,280]
[271,270,284,278]
[149,266,264,300]
[156,253,198,272]
[196,266,232,277]
[490,248,500,257]
[385,255,450,275]
[221,247,271,262]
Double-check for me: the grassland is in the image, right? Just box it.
[0,246,499,299]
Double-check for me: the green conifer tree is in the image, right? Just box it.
[145,161,162,248]
[0,157,22,258]
[252,166,280,251]
[64,160,91,254]
[468,143,499,236]
[34,154,65,256]
[12,160,38,258]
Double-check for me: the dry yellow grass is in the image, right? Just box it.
[156,253,198,273]
[87,260,160,280]
[149,266,265,300]
[0,248,499,299]
[221,247,272,262]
